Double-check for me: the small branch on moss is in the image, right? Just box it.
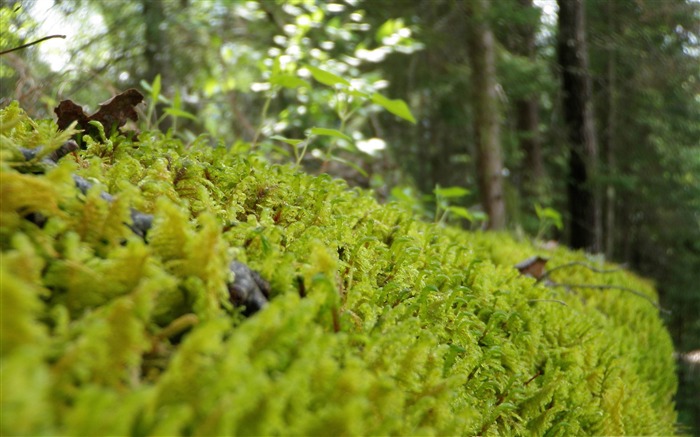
[536,261,623,284]
[548,281,670,315]
[0,35,66,56]
[528,299,568,306]
[524,369,543,386]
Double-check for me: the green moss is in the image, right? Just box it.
[1,103,677,435]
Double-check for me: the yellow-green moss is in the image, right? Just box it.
[1,102,677,435]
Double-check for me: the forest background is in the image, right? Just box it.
[1,0,698,432]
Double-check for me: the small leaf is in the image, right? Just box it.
[390,186,418,204]
[434,186,470,198]
[151,74,161,103]
[172,89,182,110]
[306,65,351,87]
[535,204,563,230]
[309,127,352,141]
[446,206,474,221]
[349,89,370,99]
[164,108,198,121]
[371,92,416,123]
[270,74,311,89]
[270,135,303,146]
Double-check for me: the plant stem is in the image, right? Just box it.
[252,92,274,149]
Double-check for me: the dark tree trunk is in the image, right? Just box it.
[557,0,601,251]
[512,0,545,198]
[602,0,617,258]
[466,0,506,229]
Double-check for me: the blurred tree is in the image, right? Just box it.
[557,0,601,251]
[502,0,545,200]
[464,0,506,229]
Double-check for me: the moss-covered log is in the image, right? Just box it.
[1,103,677,435]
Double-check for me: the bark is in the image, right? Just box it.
[557,0,601,251]
[466,0,506,229]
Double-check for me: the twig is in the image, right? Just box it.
[0,35,66,56]
[524,369,543,386]
[548,281,670,314]
[528,299,568,306]
[537,261,623,283]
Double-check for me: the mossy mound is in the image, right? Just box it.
[1,103,677,435]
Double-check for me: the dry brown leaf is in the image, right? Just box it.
[54,88,144,140]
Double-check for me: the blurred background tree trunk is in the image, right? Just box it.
[465,0,506,229]
[601,0,617,259]
[557,0,601,251]
[510,0,545,200]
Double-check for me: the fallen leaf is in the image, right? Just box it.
[54,88,144,140]
[515,256,549,279]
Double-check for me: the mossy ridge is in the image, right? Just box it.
[1,103,677,435]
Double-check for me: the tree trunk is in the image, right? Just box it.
[557,0,601,251]
[513,0,545,198]
[466,0,506,230]
[602,0,617,258]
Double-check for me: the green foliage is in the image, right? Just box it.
[534,203,563,240]
[0,3,23,79]
[140,75,199,139]
[0,105,678,435]
[433,184,486,226]
[264,62,415,174]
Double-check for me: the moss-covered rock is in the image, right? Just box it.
[1,103,677,435]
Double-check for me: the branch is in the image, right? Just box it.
[528,298,568,306]
[0,35,66,56]
[537,261,623,284]
[548,281,670,314]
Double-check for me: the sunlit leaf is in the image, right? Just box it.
[172,90,182,110]
[306,65,350,87]
[446,206,474,221]
[151,74,161,104]
[270,135,303,146]
[349,89,370,99]
[371,93,416,123]
[535,204,563,230]
[434,186,470,198]
[309,127,352,141]
[270,74,311,90]
[390,186,415,203]
[139,76,169,104]
[164,108,197,121]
